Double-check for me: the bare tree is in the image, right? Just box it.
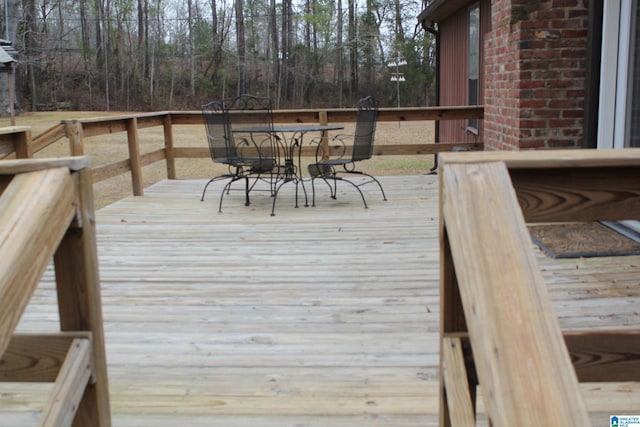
[234,0,246,95]
[268,0,278,104]
[336,0,344,106]
[24,0,38,110]
[4,0,427,111]
[347,0,357,97]
[282,0,294,101]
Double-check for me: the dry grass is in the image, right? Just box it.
[1,112,436,209]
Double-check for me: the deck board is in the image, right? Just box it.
[2,175,639,426]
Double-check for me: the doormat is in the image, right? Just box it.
[528,222,640,259]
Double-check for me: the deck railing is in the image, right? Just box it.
[0,157,111,426]
[438,149,640,426]
[0,106,483,197]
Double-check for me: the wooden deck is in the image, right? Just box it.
[4,174,640,426]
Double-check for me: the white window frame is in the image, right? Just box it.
[598,1,640,235]
[598,0,633,149]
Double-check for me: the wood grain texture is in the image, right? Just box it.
[441,162,590,427]
[0,168,76,357]
[439,149,640,223]
[38,339,92,427]
[54,167,111,426]
[441,338,475,427]
[438,147,640,168]
[0,157,91,175]
[0,333,91,382]
[2,175,639,426]
[564,330,640,382]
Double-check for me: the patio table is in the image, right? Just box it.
[233,124,344,215]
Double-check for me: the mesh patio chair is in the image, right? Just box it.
[307,96,387,208]
[224,94,284,195]
[200,99,277,212]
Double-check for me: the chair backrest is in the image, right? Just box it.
[202,100,237,162]
[224,94,276,158]
[351,96,379,162]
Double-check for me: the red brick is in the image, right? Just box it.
[519,99,546,108]
[534,89,561,98]
[549,99,577,109]
[562,29,588,38]
[562,109,584,118]
[519,140,548,149]
[547,80,573,89]
[564,70,586,79]
[519,80,545,89]
[549,119,577,127]
[551,0,579,7]
[548,138,579,148]
[563,128,582,136]
[520,120,548,128]
[533,109,561,118]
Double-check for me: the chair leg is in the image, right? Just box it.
[366,173,387,201]
[310,177,316,207]
[218,180,234,213]
[270,178,300,216]
[310,175,338,204]
[201,176,229,202]
[337,170,387,202]
[337,178,369,209]
[201,177,218,201]
[217,176,244,213]
[311,176,369,209]
[271,181,286,216]
[320,176,337,199]
[244,176,251,206]
[297,177,309,207]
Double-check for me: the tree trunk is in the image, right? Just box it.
[281,0,293,102]
[207,0,223,97]
[24,0,38,111]
[336,0,344,107]
[235,0,246,95]
[269,0,279,106]
[138,0,147,77]
[188,0,196,97]
[348,0,357,97]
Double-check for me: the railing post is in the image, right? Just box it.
[54,167,112,426]
[163,114,176,179]
[319,110,330,161]
[126,117,144,196]
[14,128,32,159]
[64,120,85,156]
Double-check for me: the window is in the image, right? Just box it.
[468,3,480,130]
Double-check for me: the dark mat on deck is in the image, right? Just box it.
[529,222,640,259]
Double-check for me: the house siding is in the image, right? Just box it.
[439,9,469,142]
[438,0,490,143]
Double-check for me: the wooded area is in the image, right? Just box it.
[0,0,435,113]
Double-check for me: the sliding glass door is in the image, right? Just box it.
[598,0,639,149]
[598,0,639,236]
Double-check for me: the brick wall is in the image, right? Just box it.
[484,0,589,150]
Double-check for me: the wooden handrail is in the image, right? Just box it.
[437,148,640,426]
[0,157,111,426]
[2,105,484,198]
